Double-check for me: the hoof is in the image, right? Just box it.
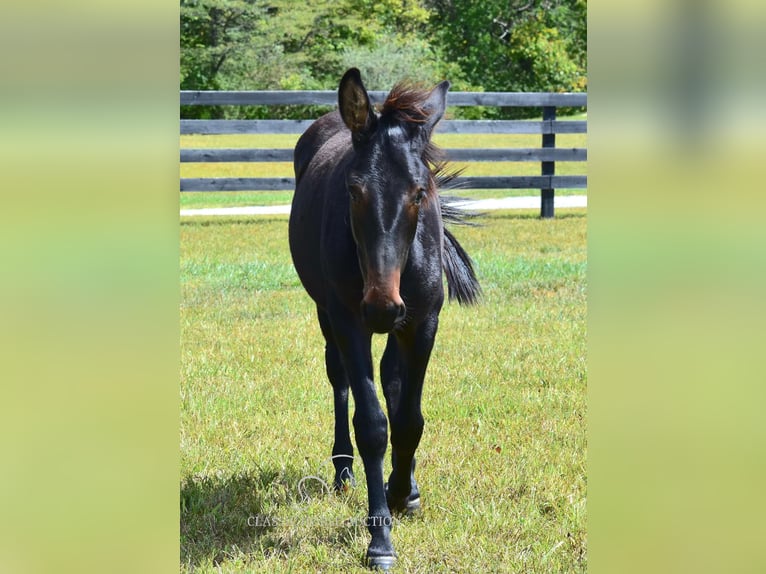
[367,554,397,571]
[385,483,421,515]
[333,467,356,492]
[333,478,355,494]
[404,495,421,514]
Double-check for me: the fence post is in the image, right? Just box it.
[540,106,556,218]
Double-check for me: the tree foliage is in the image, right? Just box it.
[426,0,586,116]
[180,0,586,118]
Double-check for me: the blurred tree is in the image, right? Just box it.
[180,0,271,91]
[181,0,456,117]
[180,0,586,119]
[425,0,586,117]
[180,0,282,117]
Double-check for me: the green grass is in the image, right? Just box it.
[180,209,587,572]
[180,118,587,209]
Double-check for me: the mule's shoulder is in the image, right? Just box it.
[294,110,346,185]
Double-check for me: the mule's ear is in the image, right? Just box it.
[422,80,450,136]
[339,68,376,144]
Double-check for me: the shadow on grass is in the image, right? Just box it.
[180,464,315,569]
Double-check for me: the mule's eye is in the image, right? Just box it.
[413,187,426,205]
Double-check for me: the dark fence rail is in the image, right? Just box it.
[180,90,587,218]
[180,119,586,135]
[181,90,587,107]
[180,175,585,193]
[180,148,586,163]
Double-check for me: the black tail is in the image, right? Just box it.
[439,195,481,305]
[443,227,481,304]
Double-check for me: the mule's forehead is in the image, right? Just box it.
[381,122,424,152]
[385,123,407,141]
[347,120,430,189]
[375,123,427,175]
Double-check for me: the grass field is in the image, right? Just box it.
[180,208,587,572]
[180,114,587,209]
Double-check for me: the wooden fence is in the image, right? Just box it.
[180,90,586,218]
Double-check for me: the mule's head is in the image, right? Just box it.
[338,68,449,334]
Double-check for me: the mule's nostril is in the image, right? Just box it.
[396,304,406,321]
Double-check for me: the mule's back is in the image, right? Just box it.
[293,110,347,187]
[289,110,353,308]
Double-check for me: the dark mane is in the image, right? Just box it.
[379,82,447,180]
[380,82,432,124]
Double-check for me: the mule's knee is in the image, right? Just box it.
[353,410,388,458]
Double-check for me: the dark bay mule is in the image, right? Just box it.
[288,68,480,570]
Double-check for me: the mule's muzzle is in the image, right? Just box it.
[359,268,406,333]
[360,296,406,334]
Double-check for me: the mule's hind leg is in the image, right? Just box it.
[318,308,355,490]
[381,313,439,514]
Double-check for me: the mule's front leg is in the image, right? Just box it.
[328,302,396,570]
[382,313,439,514]
[352,386,396,569]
